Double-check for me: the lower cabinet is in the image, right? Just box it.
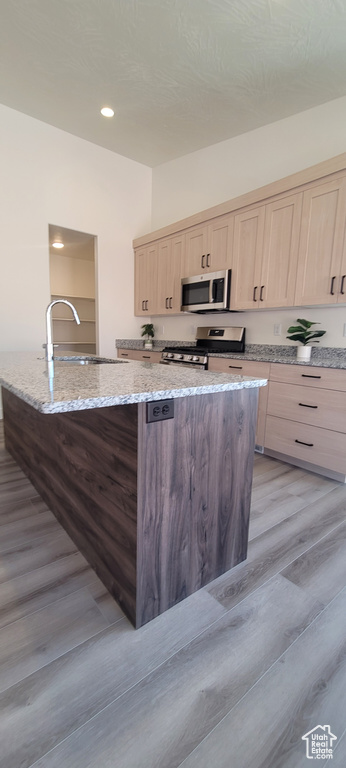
[207,358,270,449]
[264,363,346,481]
[117,348,162,363]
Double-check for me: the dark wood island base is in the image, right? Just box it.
[2,386,258,628]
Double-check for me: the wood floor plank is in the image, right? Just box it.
[0,530,78,585]
[178,588,346,768]
[0,495,49,525]
[208,485,346,611]
[249,472,338,540]
[0,509,61,551]
[26,575,323,768]
[0,591,226,768]
[251,466,306,502]
[0,474,41,504]
[281,521,346,605]
[0,551,104,629]
[0,588,109,694]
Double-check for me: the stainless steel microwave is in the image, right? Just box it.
[181,270,231,313]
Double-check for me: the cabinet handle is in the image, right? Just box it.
[121,353,129,357]
[142,355,150,359]
[260,285,264,301]
[165,297,169,309]
[206,253,210,267]
[201,254,205,268]
[253,286,258,302]
[169,297,172,308]
[228,365,243,369]
[145,300,148,310]
[142,300,145,311]
[330,275,336,295]
[295,439,314,447]
[298,402,318,409]
[341,275,346,295]
[301,374,321,379]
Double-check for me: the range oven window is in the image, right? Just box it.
[182,280,210,306]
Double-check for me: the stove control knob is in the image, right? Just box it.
[178,354,184,360]
[188,355,194,361]
[167,353,174,359]
[192,356,200,362]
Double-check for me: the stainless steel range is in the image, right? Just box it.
[161,326,246,369]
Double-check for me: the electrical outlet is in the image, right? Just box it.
[146,399,174,423]
[273,323,282,336]
[343,323,346,337]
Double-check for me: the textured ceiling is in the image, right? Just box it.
[1,0,346,167]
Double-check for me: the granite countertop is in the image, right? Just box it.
[116,340,346,369]
[0,352,267,415]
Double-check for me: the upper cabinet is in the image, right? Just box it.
[232,193,303,310]
[183,215,233,276]
[294,176,346,306]
[133,155,346,317]
[156,234,184,314]
[134,243,158,315]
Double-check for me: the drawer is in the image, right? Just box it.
[267,381,346,433]
[208,358,270,379]
[117,349,162,363]
[264,415,346,474]
[270,363,346,391]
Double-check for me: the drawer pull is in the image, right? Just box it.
[301,374,321,379]
[298,402,318,409]
[228,365,243,369]
[295,439,314,447]
[142,355,150,359]
[121,353,129,357]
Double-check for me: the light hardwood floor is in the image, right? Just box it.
[0,421,345,767]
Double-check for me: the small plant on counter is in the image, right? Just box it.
[141,323,155,349]
[286,318,326,346]
[286,318,326,361]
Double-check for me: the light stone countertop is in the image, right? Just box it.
[116,340,346,369]
[0,352,267,415]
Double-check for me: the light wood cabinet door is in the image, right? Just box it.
[260,193,302,308]
[184,225,209,275]
[134,244,158,316]
[157,234,184,314]
[295,176,346,306]
[207,215,233,272]
[183,216,233,276]
[232,207,265,309]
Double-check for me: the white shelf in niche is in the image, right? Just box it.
[52,317,95,323]
[51,293,95,301]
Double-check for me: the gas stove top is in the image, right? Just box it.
[161,327,246,368]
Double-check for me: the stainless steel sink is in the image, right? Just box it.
[54,357,128,365]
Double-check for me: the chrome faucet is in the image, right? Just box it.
[45,299,80,362]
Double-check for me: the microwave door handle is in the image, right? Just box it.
[210,279,217,303]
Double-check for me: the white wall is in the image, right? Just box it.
[150,96,346,347]
[0,104,152,358]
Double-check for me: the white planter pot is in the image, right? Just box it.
[297,345,312,361]
[144,340,153,350]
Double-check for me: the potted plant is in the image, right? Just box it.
[286,318,326,361]
[141,323,155,350]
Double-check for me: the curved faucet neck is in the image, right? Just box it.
[45,299,80,362]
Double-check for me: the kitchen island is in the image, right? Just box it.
[0,352,266,628]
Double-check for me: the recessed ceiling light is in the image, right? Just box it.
[52,241,64,248]
[101,106,114,117]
